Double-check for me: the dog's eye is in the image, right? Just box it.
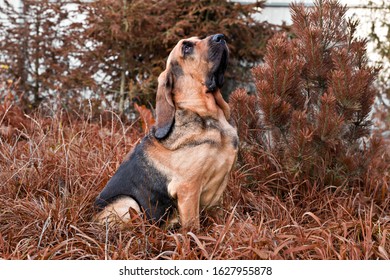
[182,42,193,56]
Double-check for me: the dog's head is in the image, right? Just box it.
[154,34,229,139]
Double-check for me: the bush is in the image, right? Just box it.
[230,0,389,199]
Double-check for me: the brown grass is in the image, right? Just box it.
[0,102,389,260]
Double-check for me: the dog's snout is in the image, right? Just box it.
[211,34,225,43]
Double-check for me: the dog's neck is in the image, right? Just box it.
[175,89,230,122]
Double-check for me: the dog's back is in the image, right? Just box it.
[95,138,175,223]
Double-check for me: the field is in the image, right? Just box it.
[1,101,389,260]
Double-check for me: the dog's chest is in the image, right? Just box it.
[152,111,238,206]
[196,118,238,206]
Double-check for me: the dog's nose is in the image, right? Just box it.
[212,34,225,43]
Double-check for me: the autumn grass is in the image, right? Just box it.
[0,103,389,260]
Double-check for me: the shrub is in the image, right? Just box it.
[230,0,389,200]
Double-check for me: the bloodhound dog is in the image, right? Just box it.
[95,34,238,228]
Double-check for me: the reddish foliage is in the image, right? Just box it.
[1,107,389,260]
[0,0,276,113]
[231,0,386,189]
[0,0,389,260]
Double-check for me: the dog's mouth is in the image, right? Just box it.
[216,48,228,85]
[206,36,229,93]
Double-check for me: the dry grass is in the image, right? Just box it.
[0,102,389,260]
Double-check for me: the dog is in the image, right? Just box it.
[95,34,238,228]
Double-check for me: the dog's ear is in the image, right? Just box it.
[154,69,175,139]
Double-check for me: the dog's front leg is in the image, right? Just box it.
[176,184,201,229]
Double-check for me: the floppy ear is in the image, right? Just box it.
[154,69,175,139]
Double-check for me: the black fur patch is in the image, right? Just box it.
[154,120,175,140]
[95,136,176,223]
[232,135,239,149]
[170,61,184,79]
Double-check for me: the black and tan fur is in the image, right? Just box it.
[95,34,238,228]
